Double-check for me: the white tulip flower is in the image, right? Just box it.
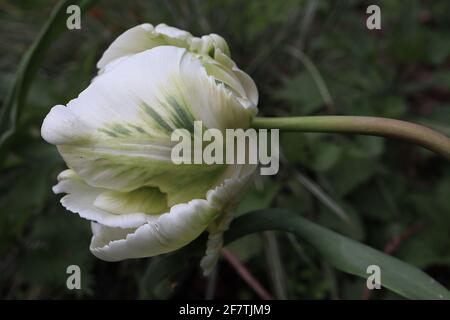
[41,23,258,274]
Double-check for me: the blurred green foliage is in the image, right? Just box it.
[1,0,450,299]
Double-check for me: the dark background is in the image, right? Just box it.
[1,0,450,299]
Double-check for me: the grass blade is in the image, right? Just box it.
[225,209,450,300]
[0,0,95,156]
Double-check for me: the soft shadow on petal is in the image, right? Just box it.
[97,23,192,71]
[200,164,257,275]
[214,50,259,107]
[178,50,257,130]
[89,164,257,261]
[90,198,216,261]
[53,169,157,228]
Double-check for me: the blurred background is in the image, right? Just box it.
[1,0,450,299]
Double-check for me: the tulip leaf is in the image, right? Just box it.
[225,209,450,300]
[0,0,96,158]
[140,209,450,300]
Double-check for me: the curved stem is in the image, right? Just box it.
[252,116,450,160]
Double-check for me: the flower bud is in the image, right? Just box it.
[41,23,258,274]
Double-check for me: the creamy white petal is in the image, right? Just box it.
[214,49,259,107]
[90,164,257,261]
[189,34,230,57]
[90,199,216,261]
[53,169,156,228]
[42,46,257,205]
[97,23,233,74]
[178,50,257,130]
[200,164,256,275]
[154,23,192,42]
[97,23,192,71]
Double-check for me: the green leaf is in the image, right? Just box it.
[140,209,450,300]
[0,0,96,158]
[225,209,450,300]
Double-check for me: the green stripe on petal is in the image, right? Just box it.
[42,46,254,207]
[58,143,228,206]
[165,96,195,132]
[141,102,174,134]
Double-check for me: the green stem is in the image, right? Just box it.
[252,116,450,160]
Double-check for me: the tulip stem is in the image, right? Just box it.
[251,116,450,160]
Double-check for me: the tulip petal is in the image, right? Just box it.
[214,49,259,107]
[53,169,156,228]
[90,199,216,261]
[90,164,256,261]
[97,23,234,74]
[93,187,168,215]
[189,34,231,57]
[42,46,256,205]
[200,164,256,275]
[97,23,192,71]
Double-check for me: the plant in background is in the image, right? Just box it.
[3,0,450,300]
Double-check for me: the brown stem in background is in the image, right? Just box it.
[221,248,274,300]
